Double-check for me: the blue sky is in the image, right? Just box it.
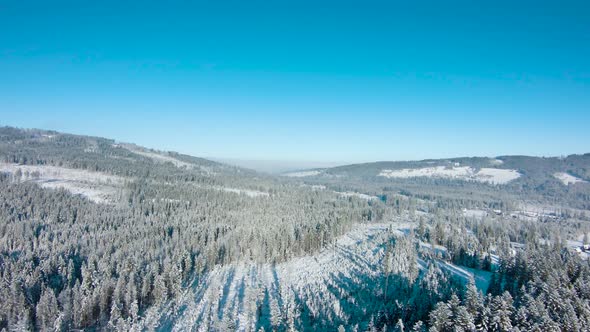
[1,0,589,162]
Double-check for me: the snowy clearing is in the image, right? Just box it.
[554,172,587,185]
[144,219,494,330]
[378,166,520,184]
[283,170,322,177]
[147,223,398,331]
[192,184,270,198]
[0,163,124,203]
[421,243,492,291]
[123,145,220,174]
[510,203,561,221]
[336,191,379,200]
[122,145,195,169]
[217,187,270,198]
[462,209,488,218]
[438,262,492,290]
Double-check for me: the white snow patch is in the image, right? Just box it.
[379,166,520,184]
[420,242,448,256]
[476,168,520,184]
[437,261,472,280]
[511,203,561,221]
[554,172,587,185]
[283,170,322,177]
[123,146,195,169]
[567,239,584,248]
[218,187,270,198]
[124,145,220,174]
[462,209,488,218]
[0,163,125,203]
[336,191,379,200]
[192,184,270,198]
[415,210,430,217]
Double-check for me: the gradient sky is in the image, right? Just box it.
[1,0,589,162]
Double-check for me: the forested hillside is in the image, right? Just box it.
[1,127,590,331]
[0,127,381,331]
[287,154,590,210]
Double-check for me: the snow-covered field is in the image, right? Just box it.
[462,209,488,218]
[122,145,195,169]
[378,166,520,184]
[510,203,563,221]
[0,163,125,203]
[336,191,379,200]
[300,185,376,200]
[191,184,269,198]
[217,187,270,198]
[554,172,587,185]
[283,170,322,177]
[122,145,222,175]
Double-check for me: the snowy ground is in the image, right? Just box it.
[378,166,520,184]
[462,209,488,218]
[300,184,377,200]
[145,223,397,331]
[283,170,322,177]
[127,148,192,168]
[510,203,563,221]
[420,243,492,291]
[565,239,590,260]
[0,163,125,203]
[122,145,197,169]
[216,187,270,198]
[190,184,269,198]
[554,172,588,185]
[336,191,379,201]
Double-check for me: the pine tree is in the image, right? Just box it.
[454,306,475,332]
[463,281,483,324]
[429,302,451,332]
[490,292,513,332]
[35,288,60,331]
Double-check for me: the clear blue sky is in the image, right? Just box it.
[1,0,589,162]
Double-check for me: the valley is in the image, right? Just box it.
[1,128,589,331]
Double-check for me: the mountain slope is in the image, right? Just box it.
[284,154,590,210]
[0,127,382,331]
[1,127,590,331]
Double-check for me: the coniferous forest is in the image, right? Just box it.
[1,127,590,331]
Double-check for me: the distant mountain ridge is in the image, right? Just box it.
[284,154,590,184]
[282,154,590,211]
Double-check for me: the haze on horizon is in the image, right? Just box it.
[1,0,589,164]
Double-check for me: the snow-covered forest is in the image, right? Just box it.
[1,127,590,331]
